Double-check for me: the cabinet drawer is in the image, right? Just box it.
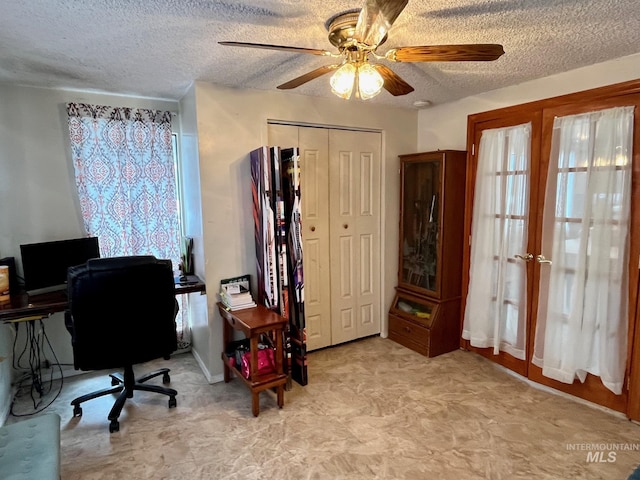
[388,314,430,356]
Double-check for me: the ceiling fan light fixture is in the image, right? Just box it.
[330,63,356,99]
[221,1,505,101]
[357,63,384,99]
[330,61,384,101]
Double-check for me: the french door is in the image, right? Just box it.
[462,112,542,377]
[528,97,639,412]
[462,91,640,414]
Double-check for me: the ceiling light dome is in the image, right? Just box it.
[330,63,357,99]
[357,63,384,100]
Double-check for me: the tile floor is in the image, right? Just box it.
[8,336,640,479]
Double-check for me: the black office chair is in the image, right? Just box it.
[65,255,179,433]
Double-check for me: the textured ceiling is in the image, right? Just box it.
[1,0,640,109]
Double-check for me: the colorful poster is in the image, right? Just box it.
[280,148,307,385]
[250,147,279,310]
[250,146,307,386]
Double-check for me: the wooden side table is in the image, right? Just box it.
[217,302,287,416]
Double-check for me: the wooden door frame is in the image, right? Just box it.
[461,78,640,419]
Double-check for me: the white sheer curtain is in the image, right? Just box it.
[463,123,531,359]
[533,106,634,395]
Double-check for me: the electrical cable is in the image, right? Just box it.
[11,322,29,371]
[28,321,43,397]
[10,318,64,417]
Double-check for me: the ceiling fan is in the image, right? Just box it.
[219,0,504,100]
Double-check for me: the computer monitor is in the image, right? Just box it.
[20,237,100,294]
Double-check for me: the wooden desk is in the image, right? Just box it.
[0,290,68,322]
[217,303,287,416]
[0,275,206,322]
[174,274,207,295]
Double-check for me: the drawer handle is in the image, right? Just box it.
[404,326,411,333]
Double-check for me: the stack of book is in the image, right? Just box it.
[219,274,257,311]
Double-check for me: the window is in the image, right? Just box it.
[66,103,190,348]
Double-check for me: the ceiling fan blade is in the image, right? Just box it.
[373,64,414,96]
[355,0,409,47]
[219,41,334,57]
[386,44,505,62]
[277,65,340,90]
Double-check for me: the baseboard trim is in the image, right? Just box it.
[494,361,628,420]
[190,347,223,384]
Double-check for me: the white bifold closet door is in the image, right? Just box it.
[268,124,382,351]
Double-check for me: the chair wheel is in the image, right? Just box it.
[168,396,177,408]
[109,420,119,433]
[162,372,170,384]
[73,405,82,417]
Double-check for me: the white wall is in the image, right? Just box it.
[177,86,209,378]
[192,82,418,382]
[0,324,13,424]
[417,53,640,151]
[0,84,178,421]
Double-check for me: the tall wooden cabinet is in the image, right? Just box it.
[388,150,466,357]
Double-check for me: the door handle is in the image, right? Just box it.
[536,255,552,265]
[514,253,534,262]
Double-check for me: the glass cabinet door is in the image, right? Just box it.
[390,293,437,328]
[399,157,441,295]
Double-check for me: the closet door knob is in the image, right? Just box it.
[343,224,348,229]
[310,226,316,232]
